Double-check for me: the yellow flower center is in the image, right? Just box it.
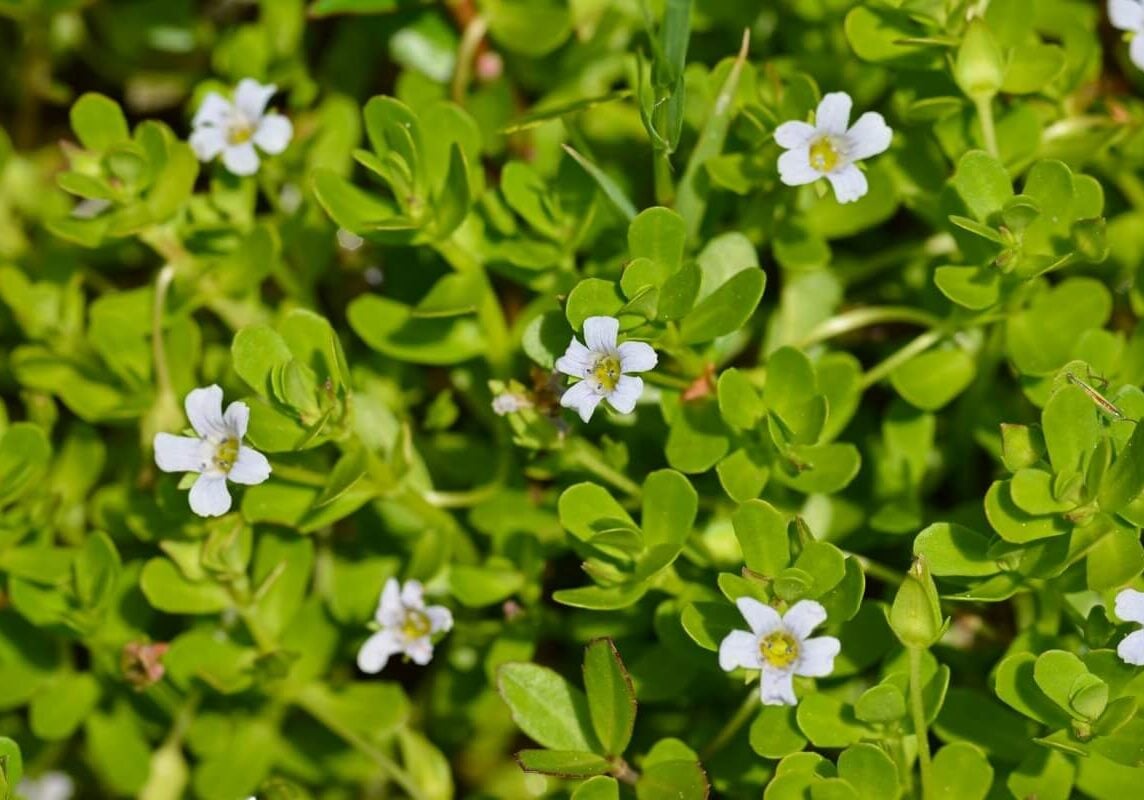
[401,609,431,639]
[212,437,240,474]
[808,137,841,173]
[592,355,622,392]
[227,120,254,145]
[759,631,800,669]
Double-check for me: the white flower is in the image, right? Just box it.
[775,91,892,204]
[554,316,657,423]
[190,79,293,176]
[719,597,841,706]
[492,392,531,416]
[1115,588,1144,665]
[357,578,453,673]
[1111,0,1144,70]
[153,385,271,517]
[18,772,74,800]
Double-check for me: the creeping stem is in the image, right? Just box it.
[908,646,934,800]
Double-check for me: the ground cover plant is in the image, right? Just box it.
[1,0,1144,797]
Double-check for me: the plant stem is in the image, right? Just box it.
[797,306,941,349]
[860,329,943,389]
[975,95,999,158]
[435,237,512,376]
[151,264,177,405]
[701,689,759,760]
[297,691,426,800]
[451,14,488,103]
[846,552,904,585]
[568,440,642,498]
[908,647,933,800]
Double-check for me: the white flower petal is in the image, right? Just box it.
[760,667,798,706]
[378,578,403,626]
[185,385,226,439]
[1110,0,1144,32]
[223,400,250,439]
[1115,588,1144,623]
[188,473,232,517]
[555,339,594,378]
[405,636,434,665]
[401,579,425,609]
[826,164,869,204]
[719,629,761,671]
[561,380,605,423]
[193,92,232,128]
[18,772,75,800]
[778,147,821,186]
[234,78,277,121]
[736,597,783,636]
[1119,629,1144,666]
[815,92,853,135]
[1132,33,1144,71]
[783,600,828,640]
[189,126,226,162]
[229,446,270,485]
[357,630,401,673]
[845,112,893,161]
[427,604,453,633]
[153,433,205,473]
[223,142,260,176]
[796,636,840,678]
[618,341,657,373]
[774,120,817,149]
[607,375,643,414]
[583,316,619,353]
[254,113,293,155]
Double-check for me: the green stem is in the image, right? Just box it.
[654,148,675,206]
[908,647,933,800]
[451,14,488,103]
[797,306,941,349]
[435,238,511,376]
[975,95,999,158]
[701,689,759,760]
[152,264,177,405]
[860,329,943,389]
[568,440,642,498]
[297,691,426,800]
[846,552,904,585]
[643,371,695,390]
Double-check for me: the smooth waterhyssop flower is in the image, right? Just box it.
[1111,0,1144,70]
[190,79,293,176]
[492,391,531,416]
[555,315,657,423]
[775,91,892,204]
[153,385,271,517]
[1115,588,1144,665]
[719,597,840,706]
[358,578,454,673]
[18,772,74,800]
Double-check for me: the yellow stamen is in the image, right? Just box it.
[808,137,841,173]
[227,121,254,145]
[760,631,799,669]
[212,437,240,474]
[401,609,431,639]
[591,355,622,392]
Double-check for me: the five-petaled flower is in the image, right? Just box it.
[775,91,892,204]
[555,315,657,423]
[357,578,454,673]
[153,385,271,517]
[719,597,840,706]
[1115,588,1144,665]
[1111,1,1144,71]
[190,79,293,176]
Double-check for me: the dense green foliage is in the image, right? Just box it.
[1,0,1144,798]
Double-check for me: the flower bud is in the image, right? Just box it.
[955,20,1004,101]
[889,556,945,648]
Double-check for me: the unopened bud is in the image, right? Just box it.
[889,556,945,648]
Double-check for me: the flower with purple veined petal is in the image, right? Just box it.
[719,597,841,706]
[18,772,74,800]
[775,91,892,204]
[357,578,454,673]
[1115,588,1144,665]
[554,315,657,423]
[190,79,293,176]
[153,385,271,517]
[1110,0,1144,70]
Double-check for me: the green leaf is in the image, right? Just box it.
[566,279,625,330]
[485,0,572,56]
[70,93,130,150]
[515,750,611,777]
[913,523,999,577]
[1099,421,1144,514]
[139,558,231,615]
[582,639,636,757]
[931,743,993,800]
[348,295,486,365]
[1042,384,1102,476]
[679,267,766,344]
[934,266,1000,310]
[0,737,23,789]
[732,500,789,576]
[573,776,621,800]
[636,759,709,800]
[890,348,976,411]
[497,663,599,752]
[562,145,636,222]
[838,743,901,800]
[765,347,827,446]
[628,206,686,274]
[0,422,51,507]
[854,684,907,724]
[750,705,808,759]
[984,480,1069,543]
